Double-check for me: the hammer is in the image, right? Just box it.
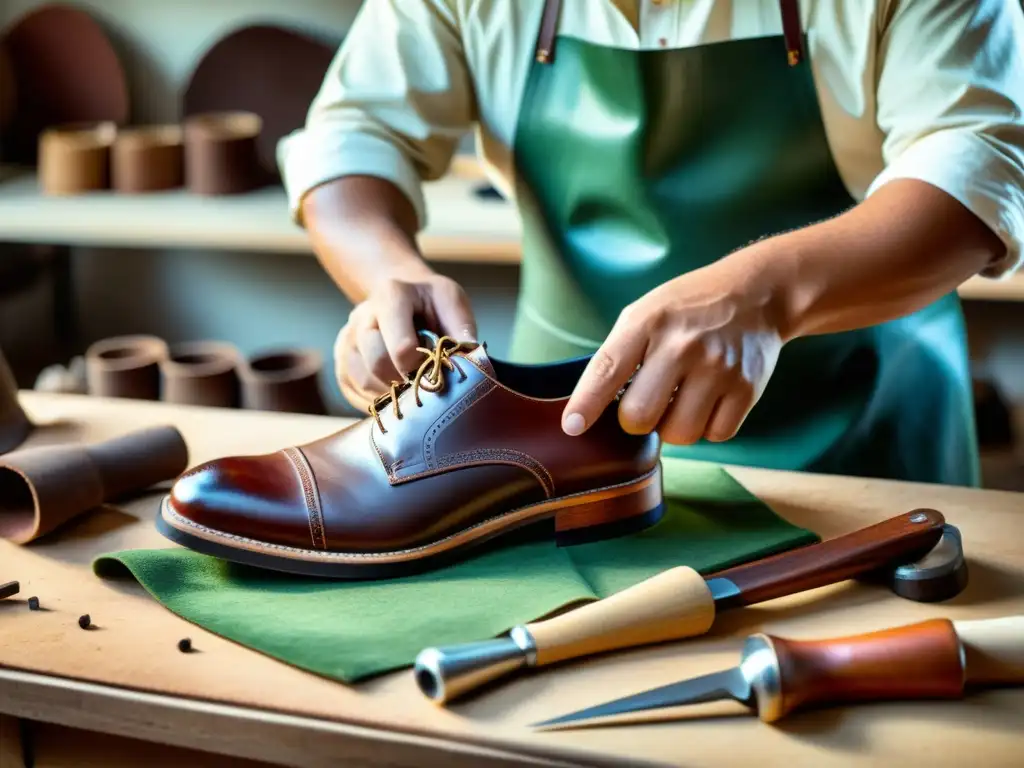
[415,510,967,705]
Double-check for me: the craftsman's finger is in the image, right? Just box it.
[563,326,648,436]
[704,386,755,443]
[374,281,424,374]
[616,351,683,435]
[429,280,478,343]
[336,334,383,411]
[356,324,402,387]
[657,367,725,445]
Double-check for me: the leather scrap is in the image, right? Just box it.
[0,425,189,544]
[0,348,32,455]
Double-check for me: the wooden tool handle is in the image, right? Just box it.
[710,509,945,606]
[953,616,1024,685]
[760,618,965,722]
[525,566,716,666]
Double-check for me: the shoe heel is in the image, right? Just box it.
[554,466,664,547]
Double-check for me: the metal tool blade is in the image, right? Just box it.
[532,666,752,729]
[706,576,742,607]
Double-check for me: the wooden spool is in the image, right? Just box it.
[183,111,264,196]
[112,124,184,193]
[38,121,116,195]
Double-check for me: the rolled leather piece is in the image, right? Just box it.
[183,111,264,195]
[0,348,32,455]
[240,349,327,415]
[112,124,184,193]
[38,122,117,195]
[85,335,170,400]
[160,341,242,408]
[0,425,189,544]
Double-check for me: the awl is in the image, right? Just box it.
[534,614,1024,728]
[415,508,946,703]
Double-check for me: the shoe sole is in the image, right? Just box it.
[155,464,664,579]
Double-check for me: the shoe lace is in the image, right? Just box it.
[369,335,472,433]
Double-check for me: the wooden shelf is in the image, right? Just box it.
[0,170,522,264]
[0,168,1020,301]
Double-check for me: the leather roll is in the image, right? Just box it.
[160,341,242,408]
[0,425,189,544]
[240,349,327,415]
[85,335,169,400]
[0,348,32,455]
[183,111,263,195]
[38,121,116,195]
[112,124,184,193]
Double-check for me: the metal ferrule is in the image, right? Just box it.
[738,634,784,723]
[413,625,538,704]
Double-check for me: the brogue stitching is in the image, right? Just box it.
[283,446,327,550]
[422,378,495,469]
[373,364,555,498]
[438,449,553,497]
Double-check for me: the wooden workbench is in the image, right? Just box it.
[1,393,1022,767]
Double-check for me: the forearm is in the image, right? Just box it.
[301,176,436,303]
[735,179,1006,341]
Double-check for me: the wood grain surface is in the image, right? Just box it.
[768,618,966,720]
[709,509,946,605]
[0,393,1022,767]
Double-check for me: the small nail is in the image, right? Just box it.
[563,412,586,436]
[460,327,477,342]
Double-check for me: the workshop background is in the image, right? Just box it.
[0,0,1021,489]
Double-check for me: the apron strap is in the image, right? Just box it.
[535,0,563,64]
[537,0,804,67]
[779,0,806,66]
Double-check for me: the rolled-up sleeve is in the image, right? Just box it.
[868,0,1024,278]
[276,0,476,230]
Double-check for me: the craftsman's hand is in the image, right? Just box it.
[561,262,783,444]
[335,274,478,411]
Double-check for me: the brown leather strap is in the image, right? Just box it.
[780,0,806,66]
[535,0,564,64]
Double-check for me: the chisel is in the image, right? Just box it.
[415,508,947,704]
[533,614,1024,729]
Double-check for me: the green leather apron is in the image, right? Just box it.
[509,0,980,486]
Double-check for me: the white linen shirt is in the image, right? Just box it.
[277,0,1024,278]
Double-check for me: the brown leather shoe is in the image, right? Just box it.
[157,334,663,578]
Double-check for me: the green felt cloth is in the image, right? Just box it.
[93,458,817,682]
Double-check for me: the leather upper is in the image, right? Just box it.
[169,343,660,553]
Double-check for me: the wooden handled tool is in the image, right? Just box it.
[534,615,1024,728]
[415,509,946,703]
